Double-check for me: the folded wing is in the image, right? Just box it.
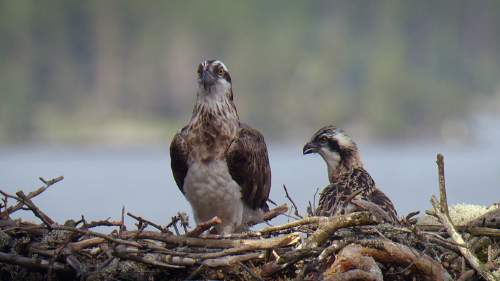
[170,128,189,193]
[226,123,271,210]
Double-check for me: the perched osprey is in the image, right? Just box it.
[303,126,398,223]
[170,60,271,234]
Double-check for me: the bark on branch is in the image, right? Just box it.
[0,176,63,218]
[326,239,452,281]
[301,211,378,249]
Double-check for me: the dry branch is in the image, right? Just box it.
[436,153,449,217]
[188,233,300,259]
[351,198,396,223]
[416,224,500,237]
[283,184,302,219]
[0,251,72,274]
[326,240,452,281]
[259,213,380,277]
[259,204,288,223]
[260,215,333,234]
[1,167,498,281]
[468,208,500,228]
[51,225,143,248]
[80,218,122,229]
[202,252,264,267]
[127,212,167,232]
[431,153,498,281]
[0,176,63,218]
[261,247,325,276]
[120,230,300,249]
[431,196,498,281]
[301,211,378,249]
[324,250,383,281]
[186,216,221,237]
[15,191,55,228]
[113,245,186,269]
[202,232,262,239]
[69,237,106,252]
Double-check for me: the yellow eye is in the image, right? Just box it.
[319,136,328,143]
[217,67,224,76]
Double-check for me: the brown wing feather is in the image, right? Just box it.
[366,188,398,222]
[352,168,398,222]
[226,123,271,210]
[317,167,398,223]
[316,184,341,216]
[170,128,189,193]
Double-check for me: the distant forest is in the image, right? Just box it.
[1,1,500,144]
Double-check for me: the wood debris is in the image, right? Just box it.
[0,154,499,280]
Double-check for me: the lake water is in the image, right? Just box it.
[0,138,499,229]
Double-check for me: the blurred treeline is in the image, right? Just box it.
[1,0,500,145]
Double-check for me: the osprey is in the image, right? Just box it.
[303,126,398,223]
[170,60,271,234]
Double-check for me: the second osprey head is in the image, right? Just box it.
[303,126,362,176]
[196,60,233,97]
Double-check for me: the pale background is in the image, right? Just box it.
[1,1,499,227]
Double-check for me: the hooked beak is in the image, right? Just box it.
[201,69,217,89]
[303,142,319,155]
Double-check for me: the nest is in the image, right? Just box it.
[0,154,499,281]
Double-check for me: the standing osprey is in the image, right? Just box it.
[303,126,398,223]
[170,60,271,234]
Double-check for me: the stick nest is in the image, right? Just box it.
[0,154,499,281]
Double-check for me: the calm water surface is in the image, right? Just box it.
[1,139,499,229]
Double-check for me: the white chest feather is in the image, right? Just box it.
[183,160,244,233]
[318,148,341,181]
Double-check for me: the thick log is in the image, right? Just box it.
[120,230,300,249]
[328,240,452,281]
[301,212,378,249]
[0,251,73,274]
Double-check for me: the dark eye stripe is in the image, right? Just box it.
[223,71,231,83]
[327,139,341,152]
[203,61,231,83]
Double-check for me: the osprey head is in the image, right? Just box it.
[303,126,362,173]
[196,59,232,98]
